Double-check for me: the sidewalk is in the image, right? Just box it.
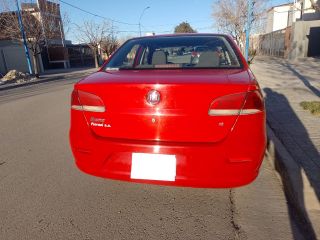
[251,56,320,239]
[0,67,97,91]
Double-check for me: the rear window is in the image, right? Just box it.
[105,35,242,70]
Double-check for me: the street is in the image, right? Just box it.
[0,76,306,240]
[0,0,319,237]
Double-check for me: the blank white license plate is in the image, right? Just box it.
[130,153,176,181]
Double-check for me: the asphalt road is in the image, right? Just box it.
[0,78,305,240]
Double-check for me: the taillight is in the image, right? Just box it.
[241,90,264,115]
[71,90,105,113]
[208,91,264,116]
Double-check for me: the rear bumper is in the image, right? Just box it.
[70,111,266,188]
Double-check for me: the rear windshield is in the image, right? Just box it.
[105,35,242,70]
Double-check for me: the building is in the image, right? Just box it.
[301,0,320,20]
[252,0,320,59]
[266,0,320,33]
[266,3,301,33]
[0,0,73,75]
[21,0,70,70]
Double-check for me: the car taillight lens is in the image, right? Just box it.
[241,90,264,115]
[208,91,264,116]
[71,90,105,113]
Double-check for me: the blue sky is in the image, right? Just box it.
[60,0,290,42]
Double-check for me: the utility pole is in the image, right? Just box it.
[245,0,254,61]
[15,0,32,74]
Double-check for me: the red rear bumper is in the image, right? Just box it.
[70,110,266,188]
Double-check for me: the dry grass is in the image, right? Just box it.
[300,101,320,116]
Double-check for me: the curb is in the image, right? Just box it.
[266,124,320,239]
[0,76,66,91]
[0,71,96,92]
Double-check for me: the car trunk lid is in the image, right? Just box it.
[75,69,250,143]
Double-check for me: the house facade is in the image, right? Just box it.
[266,0,320,33]
[266,3,301,33]
[0,0,82,75]
[21,0,70,70]
[252,0,320,59]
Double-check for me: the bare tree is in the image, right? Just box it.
[0,0,64,77]
[61,11,70,37]
[118,35,134,45]
[212,0,268,51]
[75,20,112,68]
[100,35,119,59]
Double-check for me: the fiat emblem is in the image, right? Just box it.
[146,90,161,105]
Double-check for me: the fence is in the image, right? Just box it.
[0,41,96,76]
[67,45,95,68]
[251,19,320,59]
[250,28,291,58]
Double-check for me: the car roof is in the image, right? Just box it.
[129,33,232,41]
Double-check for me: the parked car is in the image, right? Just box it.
[69,34,266,188]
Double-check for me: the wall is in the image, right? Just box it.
[272,6,291,32]
[266,9,275,33]
[288,20,320,59]
[0,41,30,75]
[0,40,37,75]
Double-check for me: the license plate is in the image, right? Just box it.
[131,153,176,181]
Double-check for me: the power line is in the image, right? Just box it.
[59,1,212,29]
[59,0,215,35]
[59,0,138,26]
[61,1,214,37]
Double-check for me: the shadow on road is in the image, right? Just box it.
[264,88,319,240]
[280,63,320,97]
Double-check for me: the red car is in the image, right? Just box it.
[70,34,266,188]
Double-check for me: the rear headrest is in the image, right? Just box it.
[152,50,167,65]
[197,51,220,67]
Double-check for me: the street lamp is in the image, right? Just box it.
[139,6,150,37]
